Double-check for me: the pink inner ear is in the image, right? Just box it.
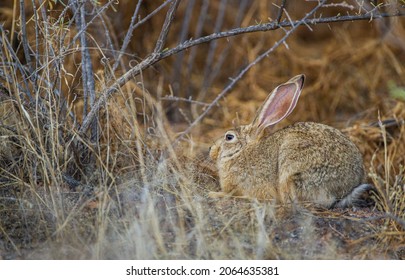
[257,82,301,129]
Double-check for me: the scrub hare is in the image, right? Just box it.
[209,74,371,208]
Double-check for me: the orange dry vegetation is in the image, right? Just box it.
[0,1,404,259]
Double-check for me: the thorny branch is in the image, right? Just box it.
[78,2,405,137]
[112,0,174,71]
[79,0,180,136]
[161,11,405,62]
[275,0,287,24]
[153,0,181,54]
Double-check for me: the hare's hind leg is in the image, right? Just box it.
[278,176,299,205]
[278,172,336,207]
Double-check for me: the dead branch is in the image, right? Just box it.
[78,2,405,137]
[79,0,180,136]
[175,0,327,142]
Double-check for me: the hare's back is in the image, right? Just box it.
[277,122,358,150]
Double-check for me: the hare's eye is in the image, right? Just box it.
[225,132,236,142]
[226,134,234,141]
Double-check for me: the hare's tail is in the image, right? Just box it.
[332,184,375,208]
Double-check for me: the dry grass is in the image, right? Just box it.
[0,0,404,259]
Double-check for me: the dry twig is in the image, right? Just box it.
[79,2,405,137]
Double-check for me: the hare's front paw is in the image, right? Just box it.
[208,191,250,199]
[208,191,230,199]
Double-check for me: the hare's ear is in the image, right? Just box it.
[253,74,305,130]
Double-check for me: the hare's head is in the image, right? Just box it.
[210,74,305,162]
